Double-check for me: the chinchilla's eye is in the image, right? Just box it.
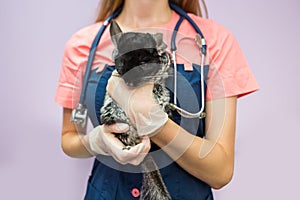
[115,58,124,67]
[148,48,154,54]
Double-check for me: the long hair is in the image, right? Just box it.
[95,0,208,22]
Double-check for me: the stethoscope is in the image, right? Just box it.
[71,3,208,127]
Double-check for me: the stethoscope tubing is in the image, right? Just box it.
[79,7,122,106]
[169,4,207,118]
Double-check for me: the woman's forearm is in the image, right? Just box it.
[151,119,234,189]
[61,108,93,158]
[62,132,93,158]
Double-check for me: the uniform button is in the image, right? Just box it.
[131,188,140,198]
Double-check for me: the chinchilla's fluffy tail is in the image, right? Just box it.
[140,155,171,200]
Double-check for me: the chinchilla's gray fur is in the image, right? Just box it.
[100,21,172,200]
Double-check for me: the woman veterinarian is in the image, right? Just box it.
[55,0,259,199]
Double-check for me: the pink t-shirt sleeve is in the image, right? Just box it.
[55,22,116,109]
[54,30,90,109]
[200,19,259,100]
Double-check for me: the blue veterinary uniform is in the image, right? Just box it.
[83,64,213,200]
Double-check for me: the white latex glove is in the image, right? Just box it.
[107,71,168,137]
[88,123,151,165]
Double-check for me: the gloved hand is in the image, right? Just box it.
[106,71,168,137]
[88,123,151,165]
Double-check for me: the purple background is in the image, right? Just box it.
[0,0,299,199]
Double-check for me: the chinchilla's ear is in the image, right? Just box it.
[152,33,167,55]
[110,21,123,46]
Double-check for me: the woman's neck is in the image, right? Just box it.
[115,0,172,31]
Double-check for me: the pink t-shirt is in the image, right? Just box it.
[55,11,259,109]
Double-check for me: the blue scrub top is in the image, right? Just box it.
[83,64,213,200]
